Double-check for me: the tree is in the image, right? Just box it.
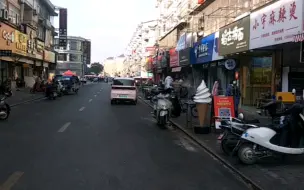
[88,62,104,75]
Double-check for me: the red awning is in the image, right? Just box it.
[63,70,76,76]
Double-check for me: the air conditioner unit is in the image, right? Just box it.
[1,9,8,20]
[33,8,39,15]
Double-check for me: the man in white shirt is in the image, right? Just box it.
[164,75,173,90]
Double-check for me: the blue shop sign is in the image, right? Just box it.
[193,32,223,64]
[194,33,215,64]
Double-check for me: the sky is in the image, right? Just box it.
[51,0,157,63]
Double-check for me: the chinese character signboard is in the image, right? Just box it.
[44,50,55,63]
[194,32,223,64]
[179,48,191,66]
[179,47,196,66]
[219,16,250,56]
[194,33,214,63]
[59,8,67,47]
[250,0,304,49]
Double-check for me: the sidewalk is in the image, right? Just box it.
[138,94,304,190]
[5,88,45,106]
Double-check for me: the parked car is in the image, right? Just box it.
[110,77,137,105]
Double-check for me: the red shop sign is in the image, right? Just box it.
[169,48,179,67]
[213,96,235,118]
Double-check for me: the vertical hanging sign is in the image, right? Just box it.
[59,8,67,47]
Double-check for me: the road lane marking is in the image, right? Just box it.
[89,99,93,102]
[0,171,24,190]
[58,122,71,132]
[79,107,85,111]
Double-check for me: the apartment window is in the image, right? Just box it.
[69,54,82,62]
[8,5,20,25]
[37,26,45,41]
[57,53,67,61]
[0,0,6,9]
[54,38,59,46]
[69,40,82,51]
[69,40,78,51]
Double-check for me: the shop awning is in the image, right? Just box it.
[171,67,182,72]
[63,70,76,76]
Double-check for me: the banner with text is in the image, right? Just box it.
[250,0,304,49]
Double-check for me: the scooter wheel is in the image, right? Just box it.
[221,134,237,156]
[0,110,9,120]
[237,143,257,165]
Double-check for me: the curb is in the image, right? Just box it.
[138,96,264,190]
[10,96,46,107]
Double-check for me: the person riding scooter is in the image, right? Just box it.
[45,80,56,98]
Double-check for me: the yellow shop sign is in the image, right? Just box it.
[15,30,28,56]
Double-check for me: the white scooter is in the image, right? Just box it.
[235,103,304,165]
[152,92,172,128]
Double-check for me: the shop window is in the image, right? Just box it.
[243,57,272,106]
[37,26,45,41]
[69,40,81,51]
[8,5,20,25]
[69,54,82,62]
[57,53,67,61]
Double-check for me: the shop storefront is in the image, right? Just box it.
[0,23,14,85]
[34,39,44,77]
[169,48,180,79]
[248,0,304,102]
[178,47,196,83]
[44,50,56,80]
[0,23,38,88]
[219,16,252,104]
[152,56,159,83]
[193,31,236,92]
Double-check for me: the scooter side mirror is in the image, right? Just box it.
[238,113,244,120]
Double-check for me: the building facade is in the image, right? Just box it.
[125,20,158,77]
[54,36,91,76]
[0,0,57,89]
[151,0,304,109]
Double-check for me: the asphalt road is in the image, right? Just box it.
[0,83,249,190]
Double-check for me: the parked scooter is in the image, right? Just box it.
[234,103,304,165]
[152,90,172,128]
[0,90,12,120]
[217,114,260,156]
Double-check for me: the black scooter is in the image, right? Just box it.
[45,84,57,100]
[0,90,12,120]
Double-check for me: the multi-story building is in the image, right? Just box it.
[155,0,304,108]
[54,36,91,76]
[103,55,126,77]
[0,0,57,89]
[125,20,157,77]
[103,57,116,77]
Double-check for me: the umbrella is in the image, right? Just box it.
[63,70,76,76]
